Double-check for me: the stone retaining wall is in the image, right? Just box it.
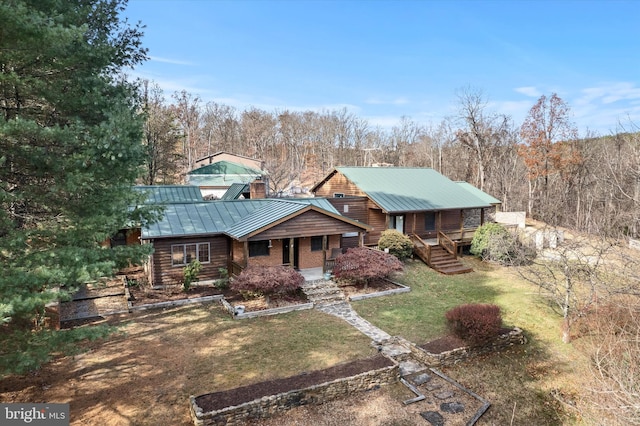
[189,364,399,426]
[220,298,314,319]
[397,327,526,367]
[347,281,411,302]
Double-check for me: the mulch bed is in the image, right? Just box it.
[420,327,516,354]
[224,288,309,312]
[337,277,401,298]
[195,355,394,413]
[128,284,310,312]
[128,285,221,306]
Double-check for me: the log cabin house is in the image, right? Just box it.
[140,197,370,287]
[311,167,501,274]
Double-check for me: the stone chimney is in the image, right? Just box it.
[249,177,267,199]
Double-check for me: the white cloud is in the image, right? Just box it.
[149,56,196,66]
[364,96,410,106]
[514,86,542,97]
[579,82,640,105]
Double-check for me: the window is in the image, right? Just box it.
[425,212,436,231]
[249,240,270,257]
[171,243,210,266]
[334,193,345,198]
[311,236,324,252]
[110,230,127,247]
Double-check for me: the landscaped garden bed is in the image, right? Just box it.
[191,354,397,425]
[127,284,222,306]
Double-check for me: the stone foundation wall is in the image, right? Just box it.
[190,364,399,426]
[398,328,526,367]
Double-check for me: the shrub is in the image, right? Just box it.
[230,266,304,306]
[378,229,413,260]
[182,260,202,292]
[333,247,403,288]
[445,303,503,347]
[215,267,229,290]
[470,223,533,265]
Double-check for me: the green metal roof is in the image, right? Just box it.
[141,198,365,240]
[186,161,264,188]
[455,182,502,205]
[221,183,249,200]
[188,160,263,176]
[133,185,203,204]
[334,167,493,213]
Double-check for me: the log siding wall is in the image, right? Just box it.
[149,236,229,287]
[313,172,367,198]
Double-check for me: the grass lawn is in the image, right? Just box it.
[353,257,593,425]
[2,257,598,425]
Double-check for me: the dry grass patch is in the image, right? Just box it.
[0,303,375,426]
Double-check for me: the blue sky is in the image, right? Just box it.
[124,0,640,135]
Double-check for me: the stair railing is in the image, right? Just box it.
[410,233,432,265]
[438,231,458,258]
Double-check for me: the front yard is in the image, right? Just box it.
[1,259,592,425]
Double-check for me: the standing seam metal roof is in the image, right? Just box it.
[335,167,493,213]
[133,185,203,204]
[141,198,359,240]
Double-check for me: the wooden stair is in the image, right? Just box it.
[410,234,473,275]
[427,246,473,275]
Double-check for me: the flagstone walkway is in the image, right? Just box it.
[301,278,491,425]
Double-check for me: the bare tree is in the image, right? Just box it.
[584,297,640,425]
[171,90,202,176]
[202,101,240,155]
[455,87,511,191]
[518,236,611,343]
[140,80,182,184]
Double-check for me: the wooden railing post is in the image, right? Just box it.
[438,231,457,258]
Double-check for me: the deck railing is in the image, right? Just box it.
[229,261,244,277]
[438,231,458,257]
[410,234,432,265]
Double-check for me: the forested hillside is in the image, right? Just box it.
[142,84,640,239]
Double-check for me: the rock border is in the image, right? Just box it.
[395,328,527,367]
[128,294,224,312]
[220,297,314,319]
[347,280,411,302]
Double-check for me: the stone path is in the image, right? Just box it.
[317,301,393,343]
[301,278,490,425]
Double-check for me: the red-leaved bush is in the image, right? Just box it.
[445,303,503,347]
[333,247,403,287]
[231,266,304,305]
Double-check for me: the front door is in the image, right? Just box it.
[282,238,299,269]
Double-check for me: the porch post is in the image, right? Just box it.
[481,208,485,225]
[322,235,328,271]
[289,238,295,269]
[243,241,249,268]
